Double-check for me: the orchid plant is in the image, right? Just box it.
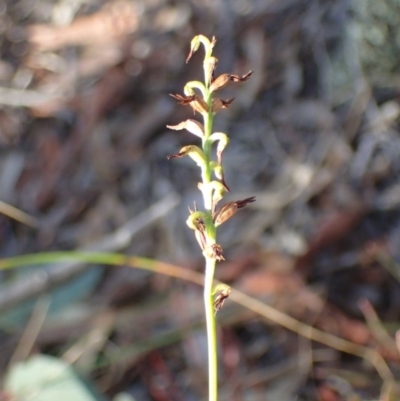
[168,35,255,401]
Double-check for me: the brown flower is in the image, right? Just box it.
[213,196,256,226]
[214,287,231,314]
[170,94,209,114]
[209,70,253,92]
[204,243,225,261]
[212,98,234,113]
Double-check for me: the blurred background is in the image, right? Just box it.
[1,0,400,400]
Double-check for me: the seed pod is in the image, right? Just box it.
[167,120,204,138]
[213,196,256,226]
[212,98,234,114]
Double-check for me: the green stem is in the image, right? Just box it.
[204,256,217,401]
[202,112,214,211]
[201,88,218,401]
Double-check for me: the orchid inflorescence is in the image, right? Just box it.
[167,34,255,401]
[168,35,255,312]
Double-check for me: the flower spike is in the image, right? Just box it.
[168,35,253,401]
